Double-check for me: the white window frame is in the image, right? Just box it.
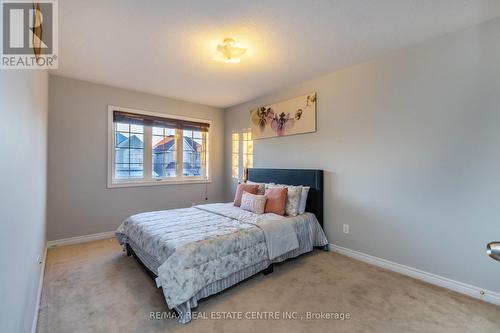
[107,105,212,188]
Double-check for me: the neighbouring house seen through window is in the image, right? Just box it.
[115,123,144,179]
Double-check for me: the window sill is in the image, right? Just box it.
[107,177,212,188]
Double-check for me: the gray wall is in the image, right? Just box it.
[47,76,225,240]
[0,71,48,332]
[225,18,500,293]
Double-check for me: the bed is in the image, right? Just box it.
[115,168,328,323]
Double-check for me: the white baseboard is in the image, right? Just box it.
[47,231,115,248]
[329,244,500,306]
[31,245,47,333]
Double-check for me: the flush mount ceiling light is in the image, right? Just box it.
[215,38,247,63]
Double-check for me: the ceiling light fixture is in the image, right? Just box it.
[215,38,247,63]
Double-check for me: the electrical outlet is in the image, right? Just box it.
[37,254,43,265]
[343,224,350,234]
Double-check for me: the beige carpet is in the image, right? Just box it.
[37,239,500,333]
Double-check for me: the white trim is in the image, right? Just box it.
[107,105,213,188]
[47,231,116,248]
[107,107,114,187]
[329,244,500,306]
[143,122,153,180]
[31,245,47,333]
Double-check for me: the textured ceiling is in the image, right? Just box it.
[51,0,500,108]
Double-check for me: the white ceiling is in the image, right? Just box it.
[52,0,500,108]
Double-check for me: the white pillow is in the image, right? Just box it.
[240,191,267,214]
[298,186,310,214]
[267,184,302,216]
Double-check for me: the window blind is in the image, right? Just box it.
[113,111,210,132]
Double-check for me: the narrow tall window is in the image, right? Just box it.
[108,106,210,187]
[242,130,253,171]
[231,131,239,179]
[231,129,254,181]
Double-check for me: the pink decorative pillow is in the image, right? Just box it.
[233,184,259,207]
[245,181,266,195]
[264,187,288,215]
[240,192,267,214]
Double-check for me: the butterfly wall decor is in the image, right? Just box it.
[249,93,316,139]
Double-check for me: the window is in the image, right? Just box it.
[242,130,253,171]
[115,123,144,179]
[183,130,207,177]
[108,106,210,187]
[152,127,176,178]
[231,131,239,179]
[231,129,254,181]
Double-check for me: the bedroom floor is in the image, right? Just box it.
[37,239,500,333]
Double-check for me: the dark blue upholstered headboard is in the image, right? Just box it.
[246,168,324,227]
